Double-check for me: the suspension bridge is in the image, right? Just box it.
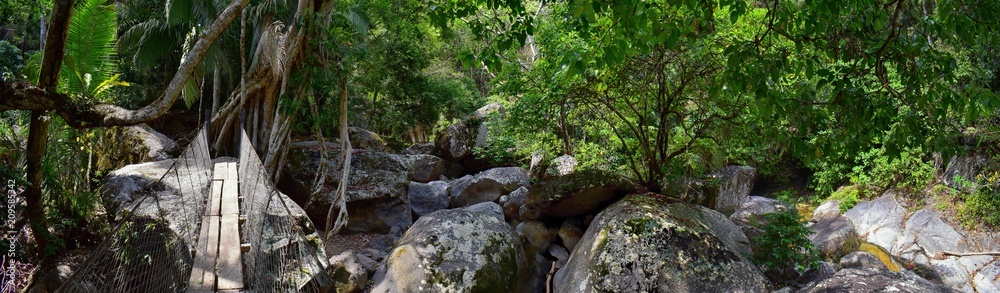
[56,127,332,292]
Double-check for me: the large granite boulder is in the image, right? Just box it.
[710,165,756,216]
[408,181,449,217]
[410,154,445,183]
[527,170,634,219]
[448,174,503,208]
[809,216,861,261]
[553,193,770,293]
[101,159,175,216]
[371,204,533,293]
[546,155,577,178]
[125,124,178,161]
[798,268,959,293]
[281,142,413,234]
[942,154,987,192]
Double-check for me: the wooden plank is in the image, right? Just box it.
[187,216,220,292]
[226,162,238,180]
[220,178,239,216]
[217,214,243,290]
[205,180,223,216]
[212,162,227,181]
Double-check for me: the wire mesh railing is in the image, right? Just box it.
[57,126,213,292]
[238,128,331,292]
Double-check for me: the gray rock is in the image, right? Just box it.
[371,205,532,293]
[448,175,503,208]
[710,165,756,216]
[517,221,555,251]
[558,219,584,251]
[843,193,907,251]
[409,181,449,217]
[528,170,634,219]
[903,209,969,256]
[798,268,959,293]
[349,126,389,151]
[405,142,436,155]
[553,193,771,293]
[28,265,73,293]
[100,159,175,215]
[528,152,547,179]
[972,259,1000,293]
[476,167,530,193]
[729,196,793,227]
[809,217,861,261]
[327,251,369,293]
[811,200,841,222]
[693,205,753,256]
[795,261,840,287]
[549,245,570,267]
[840,251,889,270]
[126,123,178,161]
[282,143,413,234]
[942,154,987,192]
[503,187,528,220]
[434,103,504,161]
[465,201,505,223]
[410,155,445,183]
[546,155,577,178]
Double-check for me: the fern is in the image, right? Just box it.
[64,0,118,97]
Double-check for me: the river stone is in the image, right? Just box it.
[409,181,449,217]
[503,187,528,220]
[448,175,503,208]
[371,205,531,293]
[809,216,861,261]
[516,221,555,251]
[528,170,634,219]
[840,251,889,270]
[798,268,959,293]
[410,155,445,183]
[553,193,770,293]
[546,155,577,178]
[710,165,756,216]
[476,167,530,194]
[327,250,368,293]
[558,219,585,251]
[126,123,178,161]
[811,200,841,222]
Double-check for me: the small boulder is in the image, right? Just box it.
[557,219,584,251]
[476,167,530,194]
[465,201,505,223]
[840,251,889,270]
[408,181,449,217]
[516,221,555,251]
[811,200,841,222]
[503,187,528,220]
[126,124,178,161]
[327,251,369,293]
[448,175,503,208]
[798,268,958,293]
[410,155,445,183]
[809,216,861,261]
[710,165,756,216]
[528,170,634,219]
[546,155,577,178]
[405,142,436,155]
[349,126,389,151]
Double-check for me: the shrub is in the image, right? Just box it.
[749,210,821,279]
[827,185,863,213]
[959,186,1000,229]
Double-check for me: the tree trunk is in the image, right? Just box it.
[24,111,51,260]
[212,68,220,115]
[325,76,350,239]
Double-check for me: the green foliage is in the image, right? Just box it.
[749,210,820,275]
[958,186,1000,229]
[827,185,863,213]
[0,41,25,81]
[63,0,119,97]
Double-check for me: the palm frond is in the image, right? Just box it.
[249,20,286,80]
[345,5,372,37]
[64,0,118,95]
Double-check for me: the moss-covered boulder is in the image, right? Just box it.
[809,216,861,261]
[527,169,635,219]
[553,193,770,293]
[371,205,533,293]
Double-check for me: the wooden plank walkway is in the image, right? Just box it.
[188,162,244,292]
